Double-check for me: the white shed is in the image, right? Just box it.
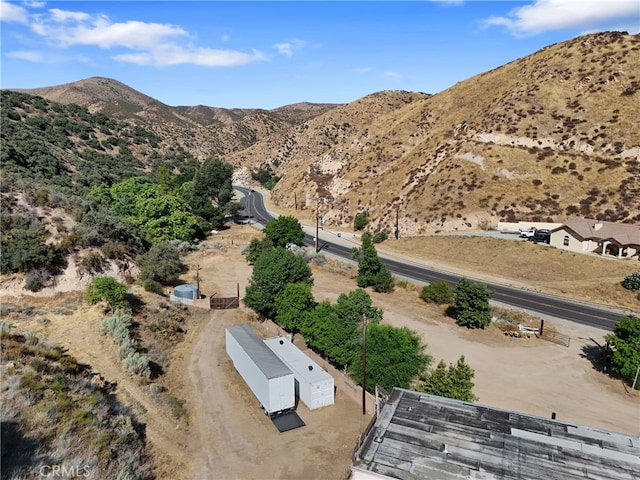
[264,336,335,410]
[225,325,295,417]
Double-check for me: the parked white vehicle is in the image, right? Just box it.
[519,228,536,239]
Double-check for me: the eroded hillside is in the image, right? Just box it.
[227,32,640,234]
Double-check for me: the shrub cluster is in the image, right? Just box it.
[622,272,640,291]
[102,310,151,378]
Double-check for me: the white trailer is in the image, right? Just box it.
[264,336,335,410]
[225,324,295,417]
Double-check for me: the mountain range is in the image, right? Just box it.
[9,31,639,234]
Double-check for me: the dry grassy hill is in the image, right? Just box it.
[226,31,640,234]
[14,77,339,159]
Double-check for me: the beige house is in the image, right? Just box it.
[550,217,640,259]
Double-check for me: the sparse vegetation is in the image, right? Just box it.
[0,332,154,479]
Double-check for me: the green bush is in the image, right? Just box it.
[85,276,129,309]
[142,279,164,295]
[372,231,388,243]
[622,272,640,291]
[420,281,454,304]
[354,211,369,231]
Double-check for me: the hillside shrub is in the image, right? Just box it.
[85,276,129,309]
[372,231,388,244]
[622,272,640,291]
[354,211,369,231]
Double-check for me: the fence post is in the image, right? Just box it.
[540,319,545,336]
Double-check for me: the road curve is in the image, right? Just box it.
[235,186,633,331]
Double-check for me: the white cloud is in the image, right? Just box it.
[352,67,373,74]
[383,71,404,81]
[0,1,29,23]
[273,39,306,57]
[10,5,267,67]
[274,42,293,57]
[483,0,640,36]
[114,46,266,67]
[6,50,44,62]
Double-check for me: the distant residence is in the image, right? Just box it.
[351,388,638,480]
[550,217,640,259]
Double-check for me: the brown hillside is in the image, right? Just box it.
[14,76,340,158]
[226,31,640,234]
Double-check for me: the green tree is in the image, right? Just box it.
[244,237,274,264]
[353,233,394,293]
[300,289,383,369]
[605,316,640,388]
[416,356,477,401]
[454,278,492,328]
[264,216,305,248]
[354,211,369,231]
[349,324,431,393]
[420,281,454,304]
[192,157,233,207]
[85,276,129,309]
[275,282,316,334]
[136,241,186,285]
[244,248,313,319]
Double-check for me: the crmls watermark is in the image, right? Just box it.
[39,465,91,478]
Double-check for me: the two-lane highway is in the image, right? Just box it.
[235,186,632,331]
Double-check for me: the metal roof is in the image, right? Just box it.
[353,388,639,480]
[225,324,292,379]
[264,336,334,385]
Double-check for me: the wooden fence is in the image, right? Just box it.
[210,296,240,309]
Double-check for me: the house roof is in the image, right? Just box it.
[553,217,640,246]
[352,388,639,480]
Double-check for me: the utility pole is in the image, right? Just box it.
[395,204,399,240]
[315,210,319,253]
[362,313,367,415]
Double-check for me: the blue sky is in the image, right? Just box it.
[1,1,638,109]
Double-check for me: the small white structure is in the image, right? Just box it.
[264,336,335,410]
[225,325,295,417]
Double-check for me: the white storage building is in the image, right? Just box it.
[264,336,335,410]
[225,324,295,417]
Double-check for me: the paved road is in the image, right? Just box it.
[235,186,633,331]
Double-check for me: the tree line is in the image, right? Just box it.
[242,215,477,399]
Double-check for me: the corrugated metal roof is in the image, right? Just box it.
[353,388,639,480]
[226,324,292,379]
[264,336,334,385]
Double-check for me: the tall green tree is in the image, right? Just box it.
[244,247,313,319]
[264,216,305,248]
[274,282,316,334]
[454,278,492,328]
[416,356,477,401]
[349,324,431,393]
[136,241,186,285]
[192,157,233,207]
[352,233,394,293]
[605,316,640,388]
